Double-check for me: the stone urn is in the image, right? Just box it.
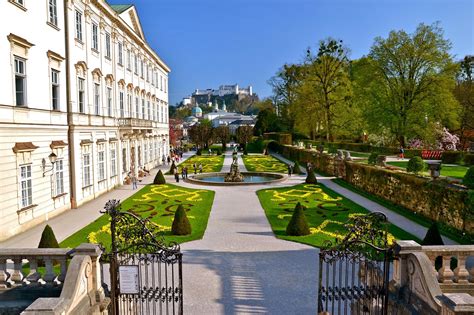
[376,155,387,167]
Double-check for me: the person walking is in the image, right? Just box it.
[167,155,171,165]
[131,172,138,190]
[288,164,292,176]
[174,172,180,183]
[399,146,405,159]
[199,163,203,173]
[193,163,197,174]
[181,167,185,180]
[184,167,188,179]
[162,155,166,165]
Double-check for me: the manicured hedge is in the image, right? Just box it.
[442,151,464,164]
[464,154,474,166]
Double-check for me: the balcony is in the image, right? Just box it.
[118,117,153,129]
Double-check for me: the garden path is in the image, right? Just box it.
[0,152,195,248]
[271,152,457,245]
[178,151,319,314]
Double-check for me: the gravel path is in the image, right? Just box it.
[178,152,319,314]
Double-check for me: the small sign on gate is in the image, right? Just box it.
[119,265,140,294]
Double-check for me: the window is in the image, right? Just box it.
[75,10,82,41]
[119,91,124,117]
[126,50,131,70]
[117,42,123,65]
[105,33,111,58]
[110,144,117,176]
[51,70,59,110]
[48,0,58,26]
[15,0,25,5]
[14,57,26,106]
[128,94,132,117]
[55,159,64,196]
[94,83,100,115]
[135,97,139,119]
[147,100,151,120]
[107,87,112,116]
[140,58,144,77]
[82,153,91,187]
[164,78,167,93]
[134,54,138,74]
[160,75,163,91]
[141,99,145,119]
[78,78,85,113]
[92,23,99,51]
[98,144,105,181]
[122,148,127,172]
[146,64,149,81]
[20,164,32,208]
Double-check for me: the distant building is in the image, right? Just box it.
[191,84,255,105]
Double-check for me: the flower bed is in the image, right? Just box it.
[60,184,215,249]
[257,183,418,247]
[174,155,225,174]
[242,155,288,173]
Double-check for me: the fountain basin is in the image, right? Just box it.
[186,172,287,186]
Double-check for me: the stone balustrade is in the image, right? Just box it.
[0,248,70,288]
[391,240,474,314]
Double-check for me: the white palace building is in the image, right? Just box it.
[0,0,170,241]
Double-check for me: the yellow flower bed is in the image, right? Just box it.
[242,155,288,173]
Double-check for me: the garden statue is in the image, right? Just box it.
[376,155,387,167]
[225,152,244,182]
[343,150,352,161]
[334,150,345,178]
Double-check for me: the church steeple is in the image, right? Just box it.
[222,100,226,112]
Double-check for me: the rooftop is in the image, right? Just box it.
[109,4,133,14]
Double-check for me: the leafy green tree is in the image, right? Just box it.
[213,126,230,151]
[366,23,459,146]
[254,108,283,135]
[454,56,474,149]
[236,126,254,149]
[286,202,310,236]
[188,119,214,149]
[305,38,352,141]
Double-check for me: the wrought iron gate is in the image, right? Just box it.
[317,213,393,315]
[101,199,183,315]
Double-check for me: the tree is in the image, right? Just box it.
[213,126,230,151]
[236,126,253,149]
[171,205,192,235]
[305,38,352,141]
[367,23,459,146]
[153,170,166,184]
[253,108,283,136]
[233,96,255,114]
[268,64,302,132]
[286,202,310,236]
[305,167,317,183]
[407,156,425,174]
[38,225,59,248]
[454,56,474,149]
[188,119,214,149]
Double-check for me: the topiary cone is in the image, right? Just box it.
[305,168,317,184]
[422,222,444,246]
[172,205,192,235]
[293,162,302,174]
[169,161,177,174]
[154,169,166,184]
[38,224,59,248]
[286,202,310,236]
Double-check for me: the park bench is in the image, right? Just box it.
[421,150,442,160]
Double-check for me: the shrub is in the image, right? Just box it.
[38,225,59,248]
[293,161,302,174]
[463,166,474,189]
[286,202,310,236]
[216,148,222,155]
[422,222,444,246]
[196,149,202,156]
[407,156,425,174]
[442,151,463,164]
[243,147,248,155]
[169,161,177,175]
[305,168,317,184]
[464,154,474,166]
[153,170,166,184]
[171,205,192,235]
[368,152,378,165]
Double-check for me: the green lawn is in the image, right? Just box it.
[387,161,468,179]
[257,183,420,248]
[174,155,225,174]
[60,184,215,249]
[242,154,288,173]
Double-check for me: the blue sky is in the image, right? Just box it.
[108,0,473,105]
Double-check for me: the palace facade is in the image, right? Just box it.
[0,0,170,241]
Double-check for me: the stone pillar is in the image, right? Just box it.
[439,293,474,315]
[392,240,422,288]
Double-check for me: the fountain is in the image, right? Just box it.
[224,152,244,182]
